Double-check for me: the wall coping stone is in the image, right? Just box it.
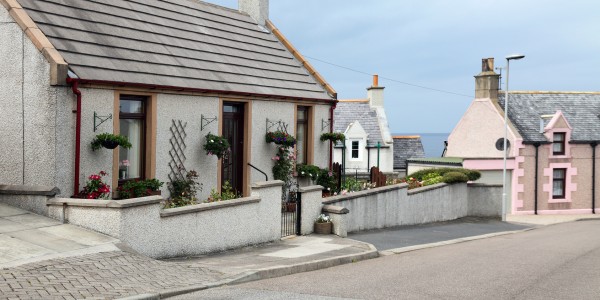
[298,185,323,193]
[160,196,261,218]
[0,184,60,196]
[468,183,503,188]
[322,183,408,205]
[322,205,349,214]
[407,183,451,195]
[47,196,162,208]
[251,180,284,189]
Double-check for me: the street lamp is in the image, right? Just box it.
[502,54,525,222]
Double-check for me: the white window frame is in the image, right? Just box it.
[348,139,363,161]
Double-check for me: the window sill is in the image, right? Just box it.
[549,198,571,203]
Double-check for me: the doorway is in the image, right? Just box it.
[221,102,245,195]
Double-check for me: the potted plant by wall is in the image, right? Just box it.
[314,214,333,234]
[203,132,230,159]
[117,178,164,199]
[296,164,320,187]
[320,132,345,144]
[164,169,202,209]
[77,171,111,199]
[91,133,132,151]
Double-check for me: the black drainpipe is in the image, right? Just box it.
[534,143,540,215]
[592,142,597,214]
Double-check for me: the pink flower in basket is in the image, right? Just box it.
[120,159,130,167]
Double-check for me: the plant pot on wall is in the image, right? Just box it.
[314,222,332,234]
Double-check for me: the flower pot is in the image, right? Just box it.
[101,140,120,149]
[314,222,332,234]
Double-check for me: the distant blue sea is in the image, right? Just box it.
[394,133,449,158]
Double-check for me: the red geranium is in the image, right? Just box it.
[79,171,111,199]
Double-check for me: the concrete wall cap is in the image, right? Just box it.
[0,185,60,196]
[160,196,261,218]
[322,205,349,214]
[47,196,162,208]
[251,180,284,189]
[298,185,323,193]
[322,183,407,204]
[468,183,503,188]
[407,183,451,195]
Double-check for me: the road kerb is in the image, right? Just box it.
[379,228,534,256]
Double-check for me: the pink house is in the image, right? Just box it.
[446,58,600,215]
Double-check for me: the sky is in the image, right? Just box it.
[208,0,600,133]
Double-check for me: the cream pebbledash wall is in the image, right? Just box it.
[446,98,520,158]
[0,5,71,192]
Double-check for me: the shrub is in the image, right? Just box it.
[342,177,363,192]
[164,170,202,208]
[296,164,321,181]
[118,179,164,199]
[407,168,480,182]
[316,168,338,194]
[422,172,443,187]
[442,172,469,184]
[206,181,240,203]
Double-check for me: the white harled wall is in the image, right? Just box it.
[0,6,71,192]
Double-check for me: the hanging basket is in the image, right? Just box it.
[101,140,120,149]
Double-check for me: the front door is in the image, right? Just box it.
[221,103,245,195]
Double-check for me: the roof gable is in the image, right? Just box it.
[17,0,333,100]
[393,137,425,169]
[333,101,384,147]
[499,92,600,142]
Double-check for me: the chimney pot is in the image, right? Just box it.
[373,74,379,87]
[482,58,495,72]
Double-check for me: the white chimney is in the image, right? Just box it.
[367,74,385,107]
[239,0,269,26]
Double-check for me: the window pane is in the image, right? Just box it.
[119,119,143,180]
[297,108,307,121]
[553,133,564,142]
[553,181,564,197]
[553,169,565,179]
[296,123,305,164]
[553,143,563,153]
[223,105,239,113]
[351,141,359,158]
[120,100,144,114]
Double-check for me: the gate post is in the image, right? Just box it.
[296,191,302,236]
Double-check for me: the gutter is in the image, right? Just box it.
[66,76,82,196]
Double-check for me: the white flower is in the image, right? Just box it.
[210,140,214,143]
[301,171,305,175]
[327,187,331,191]
[309,173,312,177]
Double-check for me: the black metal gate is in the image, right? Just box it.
[281,191,301,237]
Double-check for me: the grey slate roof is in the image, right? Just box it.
[498,92,600,143]
[393,137,425,169]
[333,101,384,147]
[19,0,332,100]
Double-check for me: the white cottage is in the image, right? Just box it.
[0,0,336,199]
[332,76,394,174]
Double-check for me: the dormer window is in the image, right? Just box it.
[552,132,566,155]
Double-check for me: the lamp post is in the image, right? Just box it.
[502,54,525,222]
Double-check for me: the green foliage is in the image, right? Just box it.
[421,172,443,187]
[342,177,364,192]
[164,170,202,208]
[91,133,132,151]
[206,181,240,203]
[320,132,345,143]
[442,172,470,184]
[296,164,321,181]
[272,147,295,185]
[203,133,230,159]
[266,131,297,148]
[407,168,481,182]
[316,168,338,194]
[118,179,164,199]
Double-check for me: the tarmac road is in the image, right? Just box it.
[174,220,600,299]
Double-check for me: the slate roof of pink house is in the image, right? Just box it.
[498,92,600,143]
[18,0,332,100]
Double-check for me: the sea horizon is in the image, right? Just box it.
[393,132,449,158]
